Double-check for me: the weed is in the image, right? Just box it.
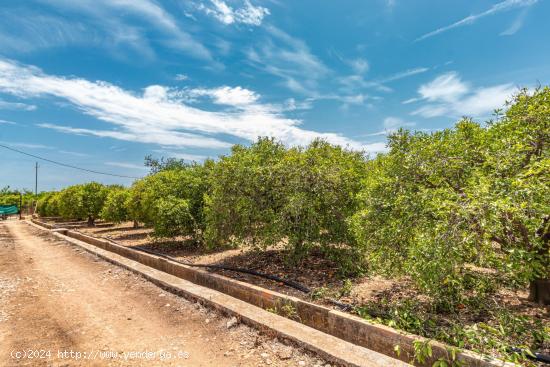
[310,287,329,301]
[339,279,353,298]
[266,301,301,322]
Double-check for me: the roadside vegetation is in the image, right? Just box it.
[0,187,35,213]
[31,88,549,365]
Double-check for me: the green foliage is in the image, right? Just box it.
[339,279,353,297]
[350,121,490,305]
[479,88,550,286]
[126,177,149,225]
[357,299,432,336]
[144,155,193,173]
[41,182,109,225]
[36,192,61,217]
[205,137,287,249]
[0,192,21,207]
[31,87,549,310]
[357,297,547,366]
[350,88,550,306]
[57,185,83,219]
[153,196,194,238]
[205,138,367,270]
[412,339,433,365]
[0,187,35,212]
[278,140,367,267]
[100,188,130,223]
[266,300,300,322]
[310,286,329,301]
[80,182,109,225]
[128,162,212,241]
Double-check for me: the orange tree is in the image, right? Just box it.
[205,138,368,271]
[350,88,550,306]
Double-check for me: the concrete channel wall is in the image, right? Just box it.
[32,218,513,367]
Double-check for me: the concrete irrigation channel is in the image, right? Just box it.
[12,218,517,366]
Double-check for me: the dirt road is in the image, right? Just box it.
[0,221,327,367]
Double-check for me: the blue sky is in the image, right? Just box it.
[1,0,549,191]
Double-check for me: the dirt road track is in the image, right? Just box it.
[0,221,327,367]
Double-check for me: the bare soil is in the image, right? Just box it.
[0,220,331,367]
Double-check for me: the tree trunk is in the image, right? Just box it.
[528,279,550,305]
[133,220,139,229]
[87,216,95,227]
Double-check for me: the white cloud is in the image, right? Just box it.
[0,119,17,125]
[175,74,189,81]
[500,8,529,35]
[283,77,313,95]
[330,50,370,75]
[105,161,149,170]
[338,67,429,94]
[246,26,329,96]
[186,86,259,106]
[282,98,313,111]
[408,72,516,118]
[359,142,388,153]
[234,0,270,25]
[416,0,538,41]
[58,150,90,157]
[37,123,230,149]
[340,94,367,105]
[0,99,36,111]
[265,50,384,109]
[383,117,416,130]
[411,105,450,118]
[152,150,208,162]
[402,97,420,104]
[361,131,388,137]
[37,0,212,60]
[350,58,369,74]
[455,84,516,116]
[310,93,378,110]
[0,12,105,54]
[379,67,430,83]
[143,85,169,101]
[0,59,378,152]
[418,72,469,102]
[362,117,416,137]
[201,0,270,26]
[204,0,234,24]
[0,140,52,149]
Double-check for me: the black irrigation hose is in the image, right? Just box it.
[132,245,312,293]
[326,298,354,311]
[508,347,550,364]
[132,245,358,313]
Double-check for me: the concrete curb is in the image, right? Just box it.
[27,220,407,367]
[29,219,515,367]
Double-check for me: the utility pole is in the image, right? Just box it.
[33,162,38,216]
[35,162,38,196]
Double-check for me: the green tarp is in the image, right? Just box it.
[0,205,18,215]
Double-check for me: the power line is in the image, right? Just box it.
[0,143,142,179]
